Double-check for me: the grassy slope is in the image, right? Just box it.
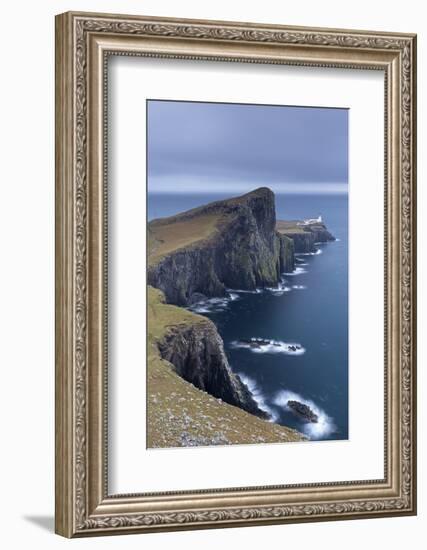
[148,213,221,266]
[276,220,307,235]
[147,286,305,448]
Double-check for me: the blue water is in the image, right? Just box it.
[148,193,348,441]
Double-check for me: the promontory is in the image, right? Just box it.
[147,187,334,447]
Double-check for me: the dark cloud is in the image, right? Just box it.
[147,100,348,194]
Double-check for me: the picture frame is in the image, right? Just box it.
[55,11,417,537]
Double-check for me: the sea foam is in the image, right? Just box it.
[230,339,306,356]
[283,266,307,276]
[295,248,322,257]
[238,373,277,421]
[273,389,336,439]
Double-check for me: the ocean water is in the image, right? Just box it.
[148,193,348,441]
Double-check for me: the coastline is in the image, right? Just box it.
[147,188,336,447]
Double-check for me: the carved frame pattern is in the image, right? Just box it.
[55,11,416,537]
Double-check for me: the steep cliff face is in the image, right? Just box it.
[158,319,268,419]
[276,221,335,253]
[279,233,295,270]
[146,191,335,444]
[286,231,317,254]
[148,188,293,306]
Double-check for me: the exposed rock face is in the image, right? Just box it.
[287,400,319,423]
[278,233,295,272]
[148,188,294,306]
[287,232,317,254]
[277,221,335,253]
[158,319,268,419]
[147,189,335,432]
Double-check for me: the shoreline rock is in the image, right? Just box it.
[158,315,269,420]
[287,400,319,423]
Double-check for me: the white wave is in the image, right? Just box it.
[273,390,336,439]
[266,281,291,294]
[188,296,230,314]
[228,292,239,301]
[190,305,212,313]
[295,248,322,256]
[283,266,307,276]
[292,285,306,290]
[228,288,263,294]
[238,373,277,421]
[231,339,305,356]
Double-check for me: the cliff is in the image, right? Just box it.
[146,189,334,446]
[147,286,304,447]
[276,219,335,253]
[149,286,266,417]
[148,188,294,306]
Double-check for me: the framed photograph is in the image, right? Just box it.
[55,11,417,537]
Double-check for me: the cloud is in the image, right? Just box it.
[147,100,348,194]
[148,175,348,195]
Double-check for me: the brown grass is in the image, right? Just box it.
[147,286,306,448]
[148,213,221,265]
[276,220,307,234]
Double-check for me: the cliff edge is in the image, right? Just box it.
[148,188,294,306]
[147,286,305,447]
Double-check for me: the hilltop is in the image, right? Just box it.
[148,188,294,306]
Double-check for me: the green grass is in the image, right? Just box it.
[148,213,221,266]
[147,286,306,448]
[276,220,307,234]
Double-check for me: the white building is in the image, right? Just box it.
[297,215,322,226]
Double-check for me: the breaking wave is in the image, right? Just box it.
[238,373,278,421]
[230,338,305,355]
[228,288,262,294]
[283,266,308,276]
[273,390,336,439]
[266,280,292,295]
[292,285,306,290]
[189,297,230,313]
[188,290,240,314]
[295,248,322,257]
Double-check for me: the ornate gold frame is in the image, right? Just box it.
[55,11,417,537]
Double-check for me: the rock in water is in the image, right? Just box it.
[287,400,319,423]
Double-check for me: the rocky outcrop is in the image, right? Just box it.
[147,189,335,435]
[277,221,335,254]
[278,233,295,272]
[158,319,268,419]
[148,188,294,306]
[287,400,319,423]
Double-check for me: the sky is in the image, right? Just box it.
[147,100,348,195]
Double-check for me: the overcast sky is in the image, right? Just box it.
[147,100,348,195]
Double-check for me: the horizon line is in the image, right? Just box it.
[147,188,349,196]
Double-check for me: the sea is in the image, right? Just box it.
[148,192,349,441]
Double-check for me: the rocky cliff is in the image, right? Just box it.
[148,286,269,429]
[158,315,268,419]
[276,220,335,253]
[146,189,334,446]
[148,188,294,306]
